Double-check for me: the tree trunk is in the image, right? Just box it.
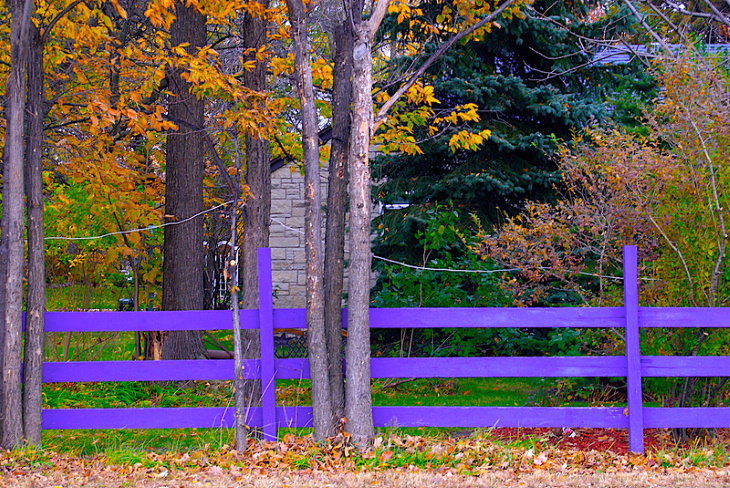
[22,24,45,446]
[0,151,6,442]
[323,18,354,422]
[1,0,33,449]
[228,149,246,451]
[239,4,271,439]
[286,0,336,440]
[160,1,207,360]
[344,20,375,447]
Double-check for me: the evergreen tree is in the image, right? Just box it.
[373,1,640,263]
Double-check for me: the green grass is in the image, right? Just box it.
[39,375,579,453]
[44,380,235,409]
[46,283,128,311]
[373,377,549,406]
[39,286,627,454]
[42,428,235,456]
[43,377,558,410]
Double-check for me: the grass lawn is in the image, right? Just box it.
[38,286,728,474]
[45,283,131,312]
[41,372,629,456]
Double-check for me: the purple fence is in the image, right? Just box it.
[39,247,730,453]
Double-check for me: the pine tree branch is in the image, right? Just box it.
[373,0,518,129]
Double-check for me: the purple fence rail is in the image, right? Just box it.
[39,246,730,453]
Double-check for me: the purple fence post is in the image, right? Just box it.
[258,248,277,441]
[623,245,644,453]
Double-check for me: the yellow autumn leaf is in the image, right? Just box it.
[110,0,128,18]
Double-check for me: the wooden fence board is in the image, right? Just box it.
[30,246,730,455]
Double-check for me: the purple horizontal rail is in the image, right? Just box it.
[45,310,259,332]
[43,307,628,333]
[44,360,256,382]
[42,406,628,430]
[42,355,730,383]
[372,407,628,429]
[42,406,730,430]
[43,407,243,430]
[41,307,730,333]
[370,357,627,378]
[641,356,730,377]
[639,307,730,328]
[368,307,626,329]
[42,359,309,382]
[274,308,626,329]
[644,408,730,428]
[41,407,308,430]
[42,359,306,382]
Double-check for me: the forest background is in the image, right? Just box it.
[0,0,729,451]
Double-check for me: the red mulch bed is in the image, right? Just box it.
[483,428,730,455]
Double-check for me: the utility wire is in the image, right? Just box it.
[270,217,630,280]
[42,212,642,282]
[373,255,522,274]
[45,201,233,241]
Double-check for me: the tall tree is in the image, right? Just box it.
[240,2,272,439]
[323,8,355,422]
[342,0,523,446]
[343,0,390,446]
[1,0,34,449]
[285,0,336,440]
[22,23,46,446]
[228,137,247,451]
[372,0,629,264]
[160,1,208,360]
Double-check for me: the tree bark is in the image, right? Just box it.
[0,151,6,442]
[323,18,354,422]
[286,0,336,440]
[240,3,271,438]
[344,19,376,448]
[160,1,208,360]
[228,149,246,451]
[1,0,33,449]
[22,24,45,446]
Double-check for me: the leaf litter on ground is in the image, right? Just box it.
[1,429,728,487]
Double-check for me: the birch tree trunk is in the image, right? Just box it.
[344,21,376,446]
[22,24,46,446]
[1,0,34,449]
[285,0,336,439]
[340,0,514,447]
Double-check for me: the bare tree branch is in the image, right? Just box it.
[622,0,670,50]
[373,0,518,128]
[647,214,701,307]
[684,107,727,306]
[367,0,391,42]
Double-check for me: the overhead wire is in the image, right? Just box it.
[44,200,234,241]
[42,210,638,282]
[270,217,630,280]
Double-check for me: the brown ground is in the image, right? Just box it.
[2,466,729,488]
[1,429,728,488]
